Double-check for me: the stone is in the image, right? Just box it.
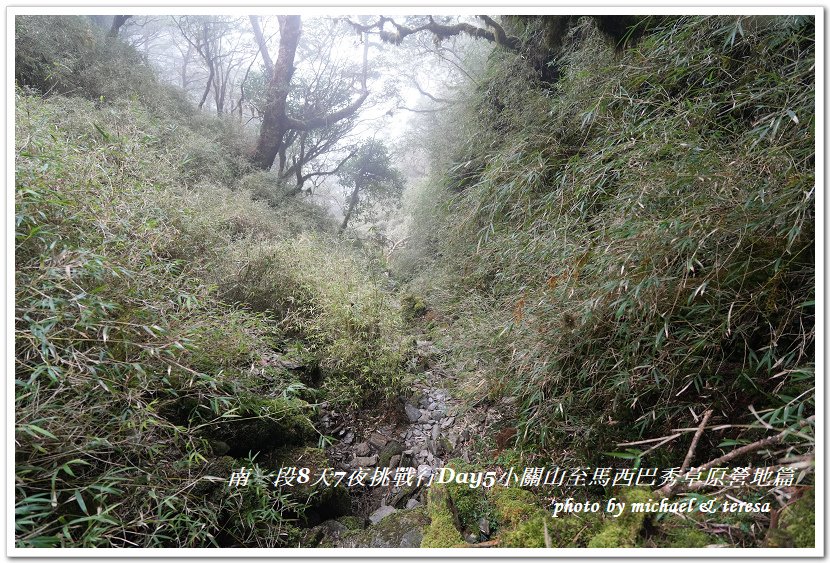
[354,442,371,457]
[465,533,478,544]
[369,504,397,525]
[388,454,401,468]
[406,498,422,509]
[479,517,490,535]
[352,454,378,468]
[368,432,388,450]
[378,440,404,467]
[436,436,452,456]
[418,411,431,422]
[304,519,349,547]
[342,431,354,445]
[277,357,304,370]
[331,508,429,548]
[441,416,455,429]
[431,426,440,442]
[404,403,421,422]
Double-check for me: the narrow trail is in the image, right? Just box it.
[317,337,506,525]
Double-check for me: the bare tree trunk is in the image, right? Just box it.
[251,15,370,171]
[339,185,361,234]
[249,15,274,77]
[108,15,132,38]
[180,42,193,89]
[252,15,302,170]
[198,23,215,110]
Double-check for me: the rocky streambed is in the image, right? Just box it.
[303,339,504,547]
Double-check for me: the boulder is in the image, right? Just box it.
[404,403,421,423]
[333,507,430,548]
[369,504,397,524]
[368,432,388,450]
[266,446,350,526]
[352,454,378,468]
[378,440,404,468]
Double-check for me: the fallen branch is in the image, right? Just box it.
[680,409,713,474]
[456,538,500,548]
[658,416,815,497]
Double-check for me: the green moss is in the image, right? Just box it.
[337,515,365,530]
[401,293,428,321]
[436,460,490,533]
[587,488,651,548]
[268,446,351,521]
[208,396,316,456]
[664,526,712,548]
[489,485,602,547]
[191,455,236,497]
[421,488,464,548]
[589,523,633,548]
[378,441,404,468]
[488,486,539,530]
[776,490,815,549]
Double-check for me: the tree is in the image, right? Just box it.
[344,15,521,51]
[173,16,255,114]
[337,140,404,234]
[250,16,370,171]
[107,15,132,38]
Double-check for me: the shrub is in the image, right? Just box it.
[399,16,815,466]
[14,88,405,545]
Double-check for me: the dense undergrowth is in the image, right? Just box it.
[14,13,817,550]
[15,16,405,547]
[399,15,815,470]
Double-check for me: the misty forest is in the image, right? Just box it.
[14,14,815,549]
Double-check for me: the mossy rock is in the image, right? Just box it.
[488,485,602,547]
[421,487,465,548]
[378,440,404,468]
[768,490,815,548]
[336,507,430,548]
[441,459,491,533]
[587,488,651,548]
[401,293,428,321]
[488,486,539,530]
[267,446,351,525]
[303,519,350,548]
[337,515,366,531]
[662,525,712,548]
[208,396,316,457]
[191,455,236,497]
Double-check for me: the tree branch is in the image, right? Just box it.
[679,409,713,474]
[249,16,274,77]
[108,15,132,38]
[658,415,815,498]
[412,79,454,104]
[344,16,521,51]
[286,90,370,131]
